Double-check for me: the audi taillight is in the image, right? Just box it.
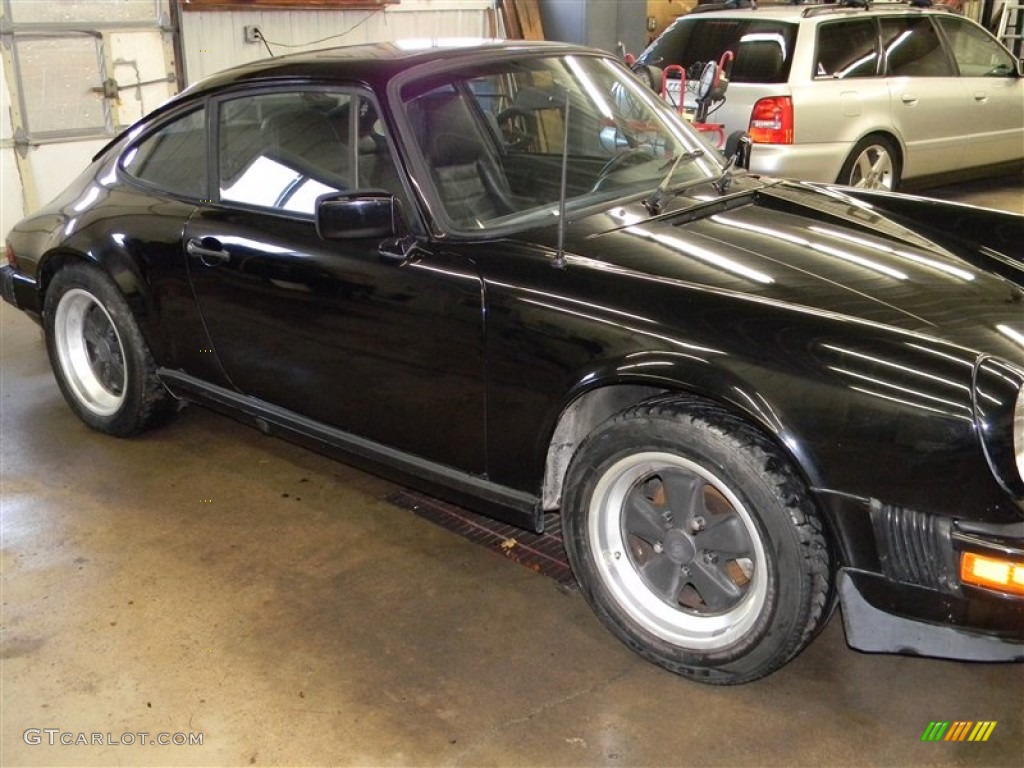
[748,97,793,144]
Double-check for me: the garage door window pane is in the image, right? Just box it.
[9,0,159,23]
[123,108,207,199]
[15,37,109,136]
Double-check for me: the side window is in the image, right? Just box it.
[216,90,403,216]
[816,20,879,78]
[122,108,207,199]
[217,91,354,215]
[881,17,954,77]
[937,17,1017,76]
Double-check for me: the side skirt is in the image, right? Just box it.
[157,368,544,532]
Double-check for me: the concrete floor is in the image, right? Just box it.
[2,176,1023,767]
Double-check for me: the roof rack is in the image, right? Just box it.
[799,0,955,16]
[689,0,955,15]
[690,0,757,15]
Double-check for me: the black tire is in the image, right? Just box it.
[837,135,901,190]
[43,262,174,436]
[562,398,832,684]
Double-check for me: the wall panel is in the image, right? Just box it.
[181,0,494,83]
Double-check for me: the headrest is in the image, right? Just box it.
[419,93,485,167]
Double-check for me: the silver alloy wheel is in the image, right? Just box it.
[587,451,767,650]
[53,288,127,417]
[849,144,895,189]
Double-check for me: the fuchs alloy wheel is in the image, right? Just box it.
[44,262,173,436]
[839,136,901,190]
[563,399,832,684]
[53,288,127,417]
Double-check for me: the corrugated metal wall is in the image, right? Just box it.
[181,0,496,84]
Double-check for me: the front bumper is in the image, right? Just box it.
[822,494,1024,661]
[840,569,1024,661]
[1,264,41,317]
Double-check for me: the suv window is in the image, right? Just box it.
[640,18,798,83]
[122,108,206,198]
[881,16,954,77]
[937,16,1017,76]
[816,19,880,78]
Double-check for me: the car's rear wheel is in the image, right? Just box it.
[562,398,832,684]
[838,135,900,190]
[44,262,174,436]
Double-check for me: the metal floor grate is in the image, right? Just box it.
[386,489,576,587]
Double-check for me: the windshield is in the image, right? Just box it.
[399,53,718,231]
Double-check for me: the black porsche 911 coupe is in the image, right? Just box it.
[2,39,1022,684]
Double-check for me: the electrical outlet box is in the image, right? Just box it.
[244,25,260,44]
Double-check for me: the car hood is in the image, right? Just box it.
[556,181,1024,360]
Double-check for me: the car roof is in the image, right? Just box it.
[95,39,610,163]
[183,39,602,98]
[679,2,956,23]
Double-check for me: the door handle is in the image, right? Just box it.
[186,238,231,266]
[900,94,918,105]
[973,91,987,102]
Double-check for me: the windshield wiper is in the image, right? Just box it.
[712,153,739,195]
[643,149,705,216]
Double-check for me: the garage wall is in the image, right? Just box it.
[0,0,175,239]
[0,54,25,235]
[180,0,496,84]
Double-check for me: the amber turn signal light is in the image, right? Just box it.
[960,552,1024,596]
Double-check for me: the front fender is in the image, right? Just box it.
[488,275,1013,523]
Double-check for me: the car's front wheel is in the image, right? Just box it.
[562,399,832,684]
[838,135,901,190]
[44,262,174,436]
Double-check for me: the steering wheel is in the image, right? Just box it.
[495,106,535,150]
[597,146,657,179]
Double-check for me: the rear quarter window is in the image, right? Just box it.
[640,18,798,84]
[122,108,207,199]
[815,19,880,78]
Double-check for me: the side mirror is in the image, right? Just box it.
[316,191,397,240]
[724,131,752,170]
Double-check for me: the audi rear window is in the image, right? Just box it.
[639,18,797,84]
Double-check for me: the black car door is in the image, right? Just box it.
[184,88,486,473]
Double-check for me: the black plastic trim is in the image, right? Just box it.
[0,264,41,315]
[156,368,543,530]
[839,569,1024,661]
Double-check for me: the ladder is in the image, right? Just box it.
[996,2,1024,57]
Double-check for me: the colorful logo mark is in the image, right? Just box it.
[921,721,997,742]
